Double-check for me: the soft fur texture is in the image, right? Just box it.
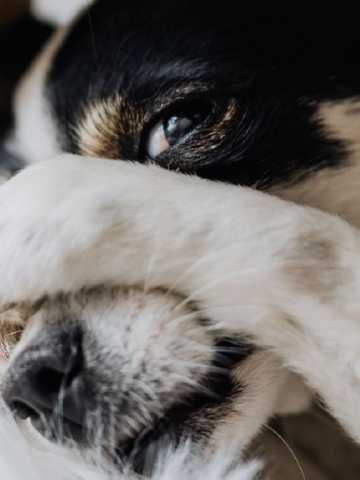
[0,400,261,480]
[2,156,360,479]
[3,2,360,479]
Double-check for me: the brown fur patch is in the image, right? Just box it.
[282,232,345,300]
[0,304,31,359]
[75,95,144,159]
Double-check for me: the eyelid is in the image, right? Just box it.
[139,95,231,161]
[147,122,169,159]
[144,82,215,120]
[143,93,214,127]
[141,96,213,143]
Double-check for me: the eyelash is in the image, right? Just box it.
[139,97,216,160]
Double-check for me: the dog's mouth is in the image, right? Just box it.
[8,338,252,476]
[116,339,253,475]
[12,401,85,443]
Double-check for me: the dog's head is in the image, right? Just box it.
[2,1,360,475]
[12,2,360,195]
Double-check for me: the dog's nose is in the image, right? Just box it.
[2,329,86,436]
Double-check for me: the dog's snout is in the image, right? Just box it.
[2,328,86,437]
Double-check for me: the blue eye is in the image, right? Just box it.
[146,103,211,159]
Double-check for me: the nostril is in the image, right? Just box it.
[31,341,84,403]
[4,363,76,422]
[32,366,69,397]
[11,400,39,421]
[3,329,85,428]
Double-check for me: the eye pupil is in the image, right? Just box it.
[145,101,212,160]
[164,116,195,146]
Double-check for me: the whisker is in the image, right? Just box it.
[170,267,275,318]
[143,222,164,295]
[263,423,306,480]
[158,221,288,302]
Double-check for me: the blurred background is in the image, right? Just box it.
[0,0,27,26]
[0,0,51,140]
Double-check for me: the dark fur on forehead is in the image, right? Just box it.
[46,2,360,187]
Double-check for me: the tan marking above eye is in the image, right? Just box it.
[76,95,144,159]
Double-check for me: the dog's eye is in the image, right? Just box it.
[146,102,211,159]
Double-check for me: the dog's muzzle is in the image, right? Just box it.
[0,288,253,474]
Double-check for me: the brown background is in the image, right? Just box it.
[0,0,28,25]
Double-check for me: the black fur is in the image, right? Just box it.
[45,3,360,188]
[0,13,52,173]
[0,14,52,138]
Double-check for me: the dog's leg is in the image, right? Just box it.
[1,154,360,441]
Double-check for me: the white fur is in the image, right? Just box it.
[0,399,262,480]
[1,155,360,446]
[31,0,93,26]
[7,29,65,165]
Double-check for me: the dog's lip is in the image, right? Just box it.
[9,337,253,474]
[30,412,84,443]
[11,398,84,442]
[118,378,227,475]
[118,414,182,474]
[118,338,254,474]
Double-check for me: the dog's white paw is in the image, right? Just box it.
[0,155,200,304]
[0,156,126,303]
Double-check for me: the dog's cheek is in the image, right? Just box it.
[11,27,67,165]
[273,373,312,415]
[209,351,289,452]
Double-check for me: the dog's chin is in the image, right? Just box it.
[120,339,252,474]
[118,391,213,474]
[120,417,187,475]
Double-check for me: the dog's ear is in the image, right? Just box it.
[31,0,93,26]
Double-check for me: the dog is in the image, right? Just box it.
[2,2,360,478]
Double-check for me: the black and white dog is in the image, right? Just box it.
[1,2,360,478]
